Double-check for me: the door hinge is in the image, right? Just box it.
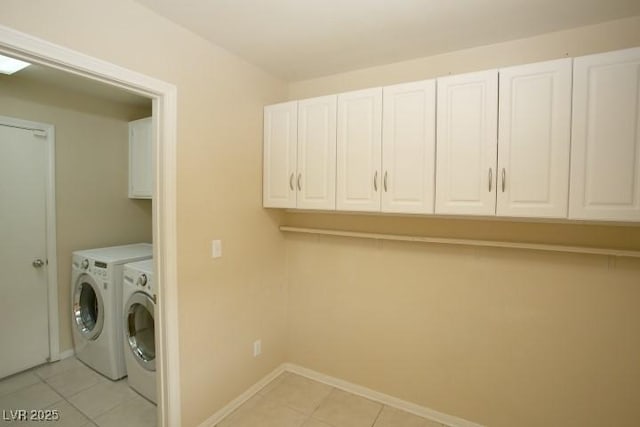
[32,129,47,137]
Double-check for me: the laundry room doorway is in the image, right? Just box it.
[0,24,180,427]
[0,116,57,379]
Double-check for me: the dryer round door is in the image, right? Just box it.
[125,292,156,371]
[72,273,104,340]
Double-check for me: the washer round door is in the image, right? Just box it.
[125,292,156,371]
[72,273,104,340]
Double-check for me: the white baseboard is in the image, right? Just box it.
[199,362,484,427]
[198,364,288,427]
[284,363,484,427]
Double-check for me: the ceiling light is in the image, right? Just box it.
[0,54,31,75]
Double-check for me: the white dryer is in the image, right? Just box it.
[71,243,152,380]
[122,259,156,403]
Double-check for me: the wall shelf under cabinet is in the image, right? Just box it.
[280,226,640,259]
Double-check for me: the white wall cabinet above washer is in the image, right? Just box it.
[297,95,337,210]
[129,117,153,199]
[569,47,640,222]
[336,87,383,212]
[382,80,436,214]
[435,69,498,216]
[263,101,298,208]
[497,58,572,218]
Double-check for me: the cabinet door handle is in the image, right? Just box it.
[501,168,506,193]
[297,173,302,191]
[289,173,294,191]
[373,171,378,192]
[488,168,493,192]
[383,171,388,192]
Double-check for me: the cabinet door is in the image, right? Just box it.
[263,101,297,208]
[129,117,153,199]
[570,48,640,222]
[297,95,337,210]
[382,80,436,214]
[497,58,572,218]
[435,70,498,215]
[336,88,382,212]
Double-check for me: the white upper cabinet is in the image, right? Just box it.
[336,87,383,212]
[382,80,436,214]
[263,101,297,208]
[129,117,153,199]
[297,95,337,210]
[263,47,640,224]
[570,47,640,222]
[497,58,572,218]
[435,70,498,215]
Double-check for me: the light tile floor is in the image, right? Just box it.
[0,357,156,427]
[216,372,448,427]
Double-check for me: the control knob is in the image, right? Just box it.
[137,274,148,287]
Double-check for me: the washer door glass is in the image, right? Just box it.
[73,274,104,340]
[125,292,156,371]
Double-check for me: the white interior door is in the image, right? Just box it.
[435,70,498,215]
[0,123,50,379]
[497,58,572,218]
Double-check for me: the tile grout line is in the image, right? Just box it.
[62,384,98,425]
[258,373,338,426]
[292,385,335,421]
[368,402,384,427]
[37,370,96,425]
[38,374,67,407]
[307,386,339,426]
[1,362,136,427]
[0,373,40,399]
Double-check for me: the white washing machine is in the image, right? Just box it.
[71,243,152,380]
[122,259,157,403]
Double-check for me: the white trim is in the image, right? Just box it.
[44,125,59,362]
[57,348,75,360]
[198,364,288,427]
[0,24,181,427]
[0,115,59,364]
[284,363,484,427]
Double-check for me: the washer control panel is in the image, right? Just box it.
[89,260,109,279]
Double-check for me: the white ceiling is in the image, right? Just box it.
[134,0,640,81]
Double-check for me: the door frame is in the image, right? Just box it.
[0,25,181,427]
[0,115,58,363]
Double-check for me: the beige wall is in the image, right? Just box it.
[0,76,152,353]
[289,15,640,98]
[284,16,640,427]
[1,1,289,426]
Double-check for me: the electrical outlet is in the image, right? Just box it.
[253,339,261,357]
[212,240,222,258]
